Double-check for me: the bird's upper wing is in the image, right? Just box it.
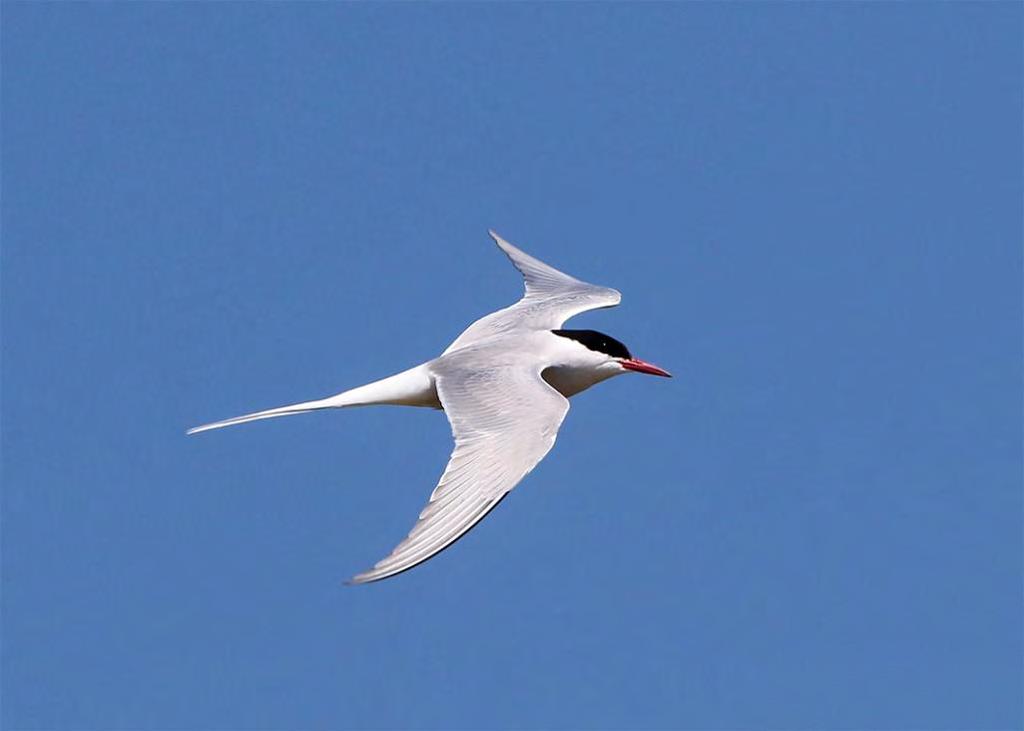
[349,357,569,584]
[442,231,621,354]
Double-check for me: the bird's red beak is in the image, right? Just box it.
[620,358,672,378]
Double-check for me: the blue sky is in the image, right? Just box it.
[3,4,1021,730]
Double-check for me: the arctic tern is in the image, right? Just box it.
[189,231,670,583]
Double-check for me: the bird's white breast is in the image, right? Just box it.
[541,364,617,399]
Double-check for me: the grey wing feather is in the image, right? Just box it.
[443,231,621,354]
[349,361,569,584]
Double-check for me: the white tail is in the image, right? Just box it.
[187,363,439,435]
[186,396,341,435]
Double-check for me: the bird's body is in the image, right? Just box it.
[189,232,669,583]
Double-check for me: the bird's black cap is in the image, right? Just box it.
[551,329,632,359]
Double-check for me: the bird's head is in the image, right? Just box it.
[551,329,672,378]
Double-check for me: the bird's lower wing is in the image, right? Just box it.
[349,362,569,584]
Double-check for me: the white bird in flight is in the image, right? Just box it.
[189,231,670,584]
